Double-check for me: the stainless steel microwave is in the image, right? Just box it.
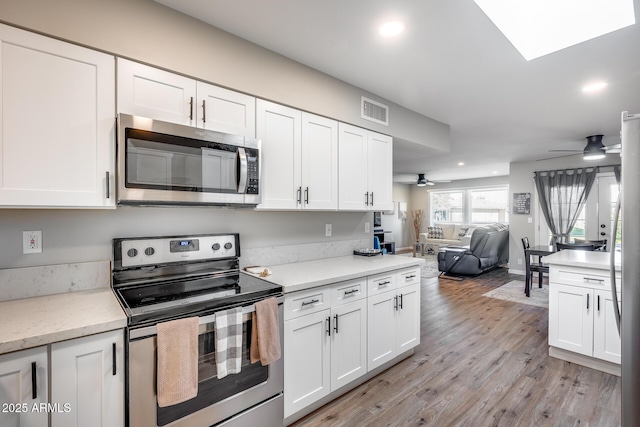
[117,114,260,206]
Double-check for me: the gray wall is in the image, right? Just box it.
[0,0,451,270]
[508,155,619,274]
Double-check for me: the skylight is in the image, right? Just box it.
[473,0,636,60]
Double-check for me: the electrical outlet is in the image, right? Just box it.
[23,230,42,254]
[517,258,523,265]
[325,224,332,237]
[365,222,370,233]
[528,217,533,224]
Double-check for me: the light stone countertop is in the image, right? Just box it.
[543,250,621,271]
[250,254,425,293]
[0,288,127,355]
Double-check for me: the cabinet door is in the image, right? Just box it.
[51,330,124,427]
[549,284,593,356]
[593,290,622,364]
[0,24,115,207]
[338,123,368,210]
[301,113,338,210]
[331,299,367,391]
[117,58,196,126]
[396,283,421,353]
[256,100,302,210]
[0,346,48,427]
[284,310,330,417]
[367,131,393,211]
[196,82,255,137]
[367,290,397,370]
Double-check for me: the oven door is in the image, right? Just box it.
[117,113,260,206]
[127,299,283,427]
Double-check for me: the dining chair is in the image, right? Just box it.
[521,237,549,296]
[556,242,596,251]
[574,238,607,251]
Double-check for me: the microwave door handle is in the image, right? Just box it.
[237,147,248,194]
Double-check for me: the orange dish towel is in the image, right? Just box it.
[250,297,281,365]
[156,317,199,407]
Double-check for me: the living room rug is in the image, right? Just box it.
[482,280,548,309]
[396,253,439,279]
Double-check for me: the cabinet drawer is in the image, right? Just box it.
[331,278,367,305]
[367,271,396,296]
[550,265,621,291]
[396,267,420,288]
[284,287,331,321]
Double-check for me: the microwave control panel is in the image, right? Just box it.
[245,148,260,194]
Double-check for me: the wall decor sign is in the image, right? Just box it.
[512,192,531,215]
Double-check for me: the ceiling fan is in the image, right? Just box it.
[416,173,451,186]
[540,135,621,161]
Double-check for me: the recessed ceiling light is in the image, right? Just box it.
[458,162,465,166]
[474,0,635,60]
[379,20,405,37]
[582,81,608,93]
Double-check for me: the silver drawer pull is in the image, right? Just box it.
[405,274,416,279]
[301,299,320,307]
[378,281,391,286]
[584,277,605,283]
[344,289,359,296]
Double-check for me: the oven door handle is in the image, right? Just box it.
[237,147,248,194]
[129,295,284,340]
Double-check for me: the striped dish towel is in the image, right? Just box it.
[215,306,243,379]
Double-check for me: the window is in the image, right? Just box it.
[429,186,508,225]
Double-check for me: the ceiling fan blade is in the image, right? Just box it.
[536,153,581,161]
[605,144,621,153]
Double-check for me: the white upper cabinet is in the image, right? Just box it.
[257,100,338,210]
[338,123,393,211]
[0,24,115,208]
[117,59,196,126]
[117,59,256,137]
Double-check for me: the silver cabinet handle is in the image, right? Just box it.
[405,274,416,279]
[378,280,391,286]
[587,293,590,310]
[112,343,117,376]
[333,314,339,334]
[394,295,398,311]
[584,277,605,283]
[370,192,374,206]
[301,299,319,307]
[297,187,302,205]
[31,362,37,399]
[326,316,331,336]
[365,192,369,206]
[344,289,359,296]
[189,97,194,121]
[304,187,309,204]
[399,293,404,309]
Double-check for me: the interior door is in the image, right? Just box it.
[596,175,620,248]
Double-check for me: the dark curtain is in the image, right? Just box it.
[534,168,597,244]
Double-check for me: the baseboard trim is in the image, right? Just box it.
[549,346,620,376]
[284,349,415,426]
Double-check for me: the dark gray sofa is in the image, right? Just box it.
[437,223,509,276]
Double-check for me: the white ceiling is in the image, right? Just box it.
[155,0,640,183]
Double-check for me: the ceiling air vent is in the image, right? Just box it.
[361,96,389,126]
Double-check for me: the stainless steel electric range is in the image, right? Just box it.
[111,233,284,427]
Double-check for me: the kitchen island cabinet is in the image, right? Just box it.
[545,250,622,375]
[0,24,115,208]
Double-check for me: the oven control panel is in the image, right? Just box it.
[117,234,239,268]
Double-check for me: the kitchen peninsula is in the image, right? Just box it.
[545,249,622,376]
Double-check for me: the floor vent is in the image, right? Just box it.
[361,96,389,126]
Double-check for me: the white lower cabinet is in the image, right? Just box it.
[549,266,621,366]
[284,267,421,420]
[367,277,420,371]
[51,329,124,427]
[0,346,48,427]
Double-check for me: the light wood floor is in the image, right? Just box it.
[291,267,621,427]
